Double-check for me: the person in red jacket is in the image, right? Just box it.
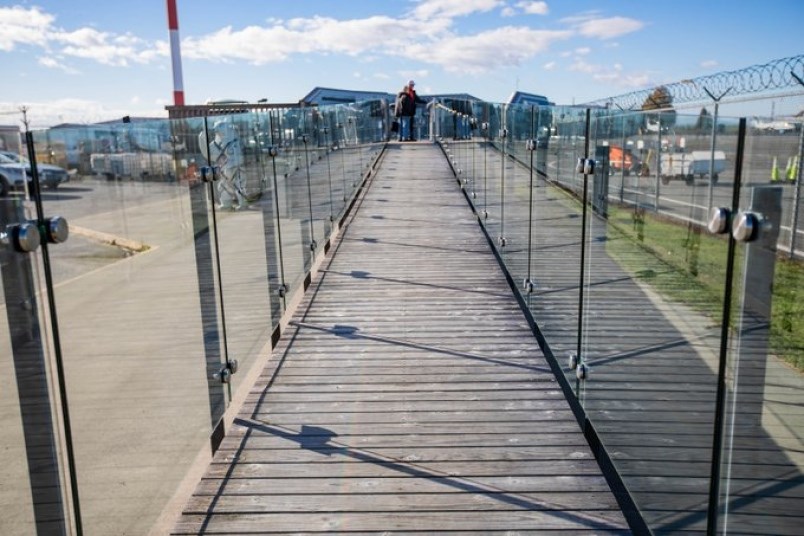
[398,80,427,141]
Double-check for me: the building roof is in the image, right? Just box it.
[301,87,395,105]
[302,87,483,106]
[507,91,553,106]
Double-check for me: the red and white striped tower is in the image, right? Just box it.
[166,0,185,106]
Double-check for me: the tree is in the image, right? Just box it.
[641,85,676,131]
[695,107,713,131]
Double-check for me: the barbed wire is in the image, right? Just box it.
[584,55,804,110]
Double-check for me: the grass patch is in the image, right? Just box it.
[604,204,803,371]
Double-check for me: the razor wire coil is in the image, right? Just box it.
[585,55,804,110]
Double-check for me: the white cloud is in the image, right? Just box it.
[411,0,503,20]
[543,61,556,70]
[37,56,79,74]
[0,6,54,50]
[373,73,391,80]
[570,16,644,39]
[574,47,591,55]
[516,1,549,15]
[0,98,166,128]
[182,16,450,64]
[701,59,718,69]
[399,69,430,83]
[409,27,571,74]
[569,59,599,74]
[593,71,651,88]
[0,6,164,66]
[567,58,652,88]
[502,1,548,17]
[57,30,162,66]
[38,56,58,68]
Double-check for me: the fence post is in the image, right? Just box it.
[703,87,732,212]
[788,71,804,258]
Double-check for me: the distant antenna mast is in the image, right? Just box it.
[20,105,29,131]
[166,0,185,105]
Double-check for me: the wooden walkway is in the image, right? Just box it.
[172,142,631,534]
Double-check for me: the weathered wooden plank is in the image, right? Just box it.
[220,431,590,450]
[183,490,622,514]
[246,399,573,414]
[173,511,630,534]
[212,446,595,464]
[250,411,578,427]
[204,459,607,479]
[244,389,566,404]
[224,422,586,439]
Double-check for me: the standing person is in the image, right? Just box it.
[399,80,427,141]
[394,85,410,142]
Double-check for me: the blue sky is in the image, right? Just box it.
[1,0,802,127]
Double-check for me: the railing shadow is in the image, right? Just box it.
[321,268,513,299]
[205,417,628,532]
[290,320,553,374]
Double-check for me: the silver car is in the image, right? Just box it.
[0,151,69,196]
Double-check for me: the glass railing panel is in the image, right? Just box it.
[714,124,803,535]
[498,104,533,285]
[280,108,316,276]
[0,198,61,535]
[433,100,449,142]
[575,111,745,532]
[469,102,495,221]
[298,109,333,249]
[517,106,587,391]
[454,103,479,199]
[197,113,275,396]
[317,108,347,223]
[249,110,287,324]
[0,319,37,535]
[605,111,649,210]
[479,104,505,245]
[549,107,587,194]
[266,109,309,300]
[464,135,483,215]
[352,109,371,185]
[330,108,356,222]
[356,99,386,145]
[30,119,223,535]
[339,108,365,204]
[780,127,803,258]
[459,134,473,196]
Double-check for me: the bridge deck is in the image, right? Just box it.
[172,142,630,534]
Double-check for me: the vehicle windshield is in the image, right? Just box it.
[0,152,27,164]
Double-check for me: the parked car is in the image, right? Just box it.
[0,151,69,196]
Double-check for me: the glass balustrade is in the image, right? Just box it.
[436,103,802,535]
[3,96,801,535]
[1,99,388,534]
